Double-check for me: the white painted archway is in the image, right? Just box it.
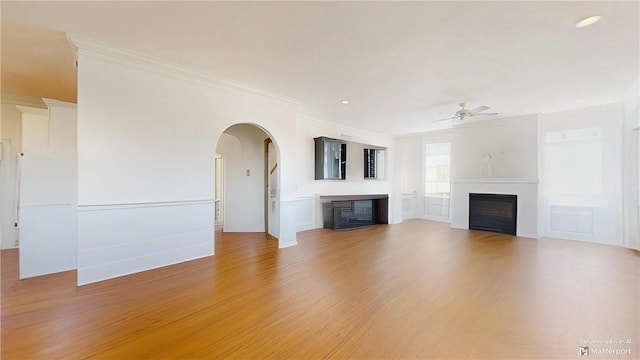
[214,123,281,238]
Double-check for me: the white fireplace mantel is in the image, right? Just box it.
[450,178,539,239]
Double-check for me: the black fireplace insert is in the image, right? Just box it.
[469,193,517,235]
[322,196,389,230]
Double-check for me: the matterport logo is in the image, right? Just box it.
[579,338,633,357]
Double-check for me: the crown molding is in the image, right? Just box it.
[297,113,394,143]
[1,94,46,108]
[296,114,395,149]
[67,33,298,109]
[15,105,48,116]
[43,98,77,109]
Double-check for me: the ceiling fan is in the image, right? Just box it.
[435,102,498,122]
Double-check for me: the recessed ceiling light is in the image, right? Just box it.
[575,15,601,28]
[340,100,350,105]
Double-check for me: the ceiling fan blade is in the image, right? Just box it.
[474,112,498,116]
[433,116,458,122]
[469,105,490,113]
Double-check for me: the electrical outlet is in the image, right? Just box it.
[13,240,19,247]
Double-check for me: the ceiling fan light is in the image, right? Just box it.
[575,15,601,28]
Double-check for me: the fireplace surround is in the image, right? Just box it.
[450,178,538,238]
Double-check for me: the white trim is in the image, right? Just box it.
[453,178,539,184]
[293,196,315,200]
[279,198,303,203]
[278,240,297,249]
[78,199,214,212]
[20,203,73,208]
[2,95,47,108]
[317,194,389,200]
[297,114,392,147]
[66,32,79,65]
[517,233,539,239]
[15,105,48,116]
[42,98,77,109]
[67,33,298,108]
[421,214,451,223]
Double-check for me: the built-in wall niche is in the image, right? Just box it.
[364,147,386,180]
[314,137,347,180]
[314,136,388,181]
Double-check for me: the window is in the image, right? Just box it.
[424,142,451,217]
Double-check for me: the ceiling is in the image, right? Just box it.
[2,1,638,135]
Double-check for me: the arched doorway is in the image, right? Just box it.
[215,123,280,238]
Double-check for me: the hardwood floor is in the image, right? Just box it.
[2,220,638,359]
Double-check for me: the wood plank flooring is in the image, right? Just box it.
[2,220,639,359]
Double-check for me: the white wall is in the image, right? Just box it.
[623,80,639,250]
[539,103,624,246]
[73,35,299,284]
[77,63,218,205]
[1,100,23,152]
[18,100,77,279]
[451,115,538,180]
[393,135,427,223]
[216,124,268,232]
[295,115,396,227]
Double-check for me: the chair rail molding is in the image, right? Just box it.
[453,178,539,184]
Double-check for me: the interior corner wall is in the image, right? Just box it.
[393,135,424,222]
[18,101,77,279]
[1,100,23,153]
[75,47,298,284]
[0,101,23,249]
